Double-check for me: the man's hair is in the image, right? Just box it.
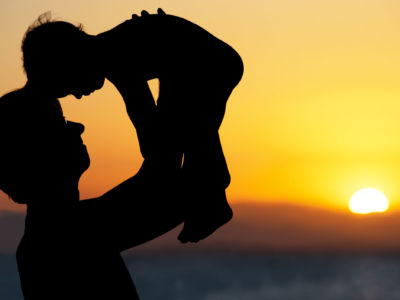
[21,12,86,81]
[0,89,33,203]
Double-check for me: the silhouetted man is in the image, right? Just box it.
[0,16,187,299]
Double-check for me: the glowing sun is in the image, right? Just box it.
[349,188,389,214]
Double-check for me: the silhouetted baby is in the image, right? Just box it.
[22,9,243,243]
[95,9,243,242]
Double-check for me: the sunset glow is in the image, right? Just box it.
[1,1,400,213]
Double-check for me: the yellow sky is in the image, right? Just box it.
[1,0,400,212]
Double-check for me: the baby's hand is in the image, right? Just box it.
[157,8,166,15]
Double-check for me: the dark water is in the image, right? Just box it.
[2,253,400,300]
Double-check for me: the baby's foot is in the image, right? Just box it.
[177,188,233,243]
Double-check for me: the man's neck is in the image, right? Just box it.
[26,187,80,215]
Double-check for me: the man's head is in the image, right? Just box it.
[0,88,90,204]
[22,13,104,99]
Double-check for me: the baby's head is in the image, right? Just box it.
[22,13,104,99]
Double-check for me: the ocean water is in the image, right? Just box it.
[1,253,400,300]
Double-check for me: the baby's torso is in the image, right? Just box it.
[100,14,231,81]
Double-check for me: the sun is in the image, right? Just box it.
[349,188,389,214]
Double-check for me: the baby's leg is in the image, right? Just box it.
[177,86,235,243]
[157,45,243,242]
[155,80,185,171]
[156,79,232,243]
[180,84,233,188]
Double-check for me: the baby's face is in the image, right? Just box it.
[47,41,105,99]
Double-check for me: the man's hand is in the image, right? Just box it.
[132,8,166,20]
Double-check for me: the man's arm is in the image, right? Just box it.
[78,77,183,252]
[79,164,184,253]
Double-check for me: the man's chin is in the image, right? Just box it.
[78,159,91,177]
[82,151,91,171]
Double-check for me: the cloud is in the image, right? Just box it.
[131,202,400,254]
[2,203,400,254]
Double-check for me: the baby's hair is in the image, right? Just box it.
[21,12,86,81]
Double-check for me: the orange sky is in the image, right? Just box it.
[1,0,400,213]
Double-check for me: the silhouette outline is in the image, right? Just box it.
[0,9,243,299]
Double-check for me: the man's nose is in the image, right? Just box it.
[67,121,85,135]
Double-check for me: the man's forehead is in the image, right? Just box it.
[38,97,63,114]
[0,90,65,129]
[28,98,65,125]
